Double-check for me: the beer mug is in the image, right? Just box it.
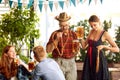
[14,58,19,64]
[14,55,19,65]
[76,26,84,39]
[72,39,79,53]
[28,61,35,70]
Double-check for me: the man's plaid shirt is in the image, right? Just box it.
[47,29,78,59]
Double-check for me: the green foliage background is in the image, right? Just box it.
[0,7,40,56]
[71,19,120,63]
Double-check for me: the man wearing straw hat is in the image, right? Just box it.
[46,12,80,80]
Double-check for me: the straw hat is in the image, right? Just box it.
[55,12,71,22]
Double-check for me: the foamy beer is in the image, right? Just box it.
[28,61,35,70]
[76,26,84,39]
[14,58,19,64]
[14,55,19,65]
[72,40,79,53]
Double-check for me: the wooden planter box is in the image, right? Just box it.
[76,62,83,80]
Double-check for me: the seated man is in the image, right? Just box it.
[31,46,65,80]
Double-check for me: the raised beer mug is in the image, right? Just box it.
[76,26,84,39]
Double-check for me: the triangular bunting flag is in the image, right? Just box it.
[44,3,48,12]
[18,0,21,3]
[0,0,104,12]
[9,1,13,8]
[83,0,87,3]
[34,0,38,11]
[18,0,22,9]
[94,0,97,4]
[54,1,58,10]
[49,1,53,12]
[76,0,79,5]
[38,4,43,12]
[100,0,103,4]
[4,0,8,6]
[69,0,72,6]
[65,0,69,8]
[80,0,83,3]
[89,0,92,5]
[21,0,27,7]
[4,0,8,3]
[18,3,22,9]
[0,0,2,3]
[38,1,43,12]
[58,1,64,9]
[27,0,34,8]
[71,0,76,7]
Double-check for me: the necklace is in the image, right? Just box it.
[52,31,69,56]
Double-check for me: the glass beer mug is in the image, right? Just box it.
[14,55,19,65]
[72,39,79,53]
[76,26,84,39]
[28,59,35,70]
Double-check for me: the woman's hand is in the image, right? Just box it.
[97,45,105,51]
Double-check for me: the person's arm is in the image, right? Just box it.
[46,31,61,53]
[32,65,42,80]
[97,31,119,52]
[18,59,29,70]
[46,32,55,53]
[80,39,88,49]
[46,39,58,53]
[80,30,92,49]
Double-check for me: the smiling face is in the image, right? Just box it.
[7,47,16,59]
[88,15,101,31]
[1,46,17,63]
[59,21,70,32]
[89,22,100,31]
[1,45,18,79]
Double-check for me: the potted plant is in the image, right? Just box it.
[111,26,120,67]
[0,7,40,60]
[71,19,114,62]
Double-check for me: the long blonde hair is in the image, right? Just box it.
[0,45,18,79]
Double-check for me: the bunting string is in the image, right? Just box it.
[0,0,103,12]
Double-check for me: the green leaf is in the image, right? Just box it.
[0,7,40,56]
